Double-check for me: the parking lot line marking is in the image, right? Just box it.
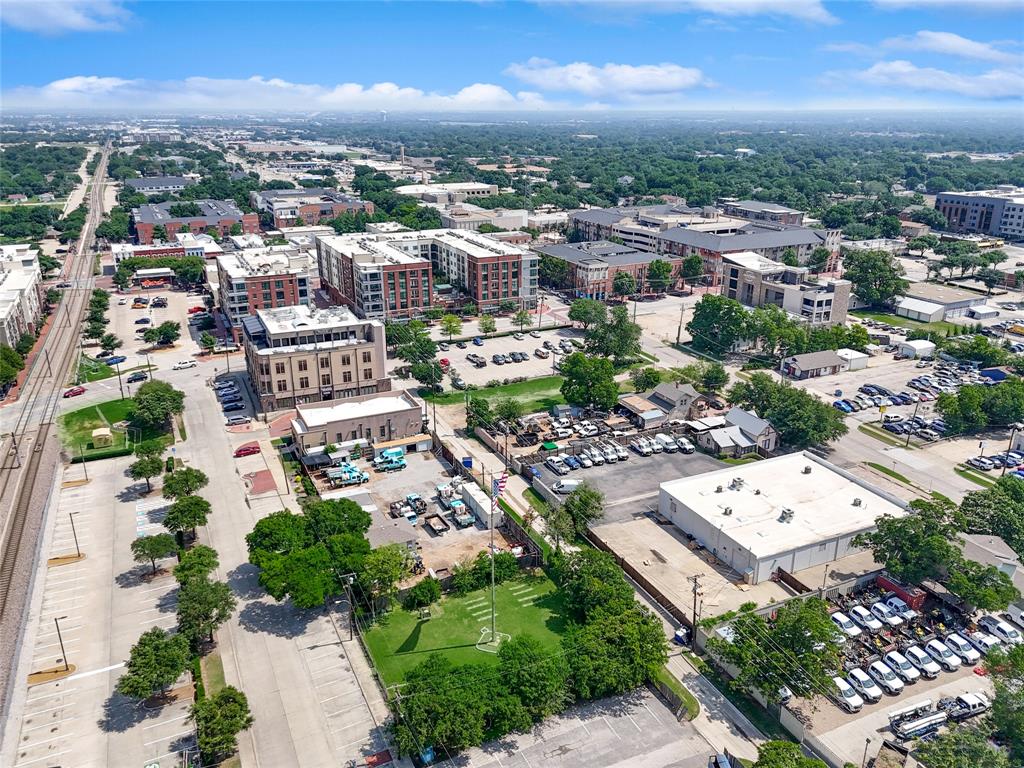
[141,583,176,593]
[143,713,190,729]
[20,731,76,749]
[144,728,194,747]
[625,713,642,732]
[67,662,124,681]
[331,717,372,733]
[22,702,76,717]
[602,717,621,740]
[35,625,81,637]
[25,688,76,703]
[641,702,664,726]
[315,678,344,688]
[15,749,71,766]
[519,750,534,768]
[325,701,371,718]
[21,716,78,733]
[43,584,86,596]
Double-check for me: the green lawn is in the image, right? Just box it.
[955,466,996,488]
[77,356,114,382]
[364,574,568,686]
[59,398,172,459]
[423,375,566,413]
[850,309,960,336]
[866,461,912,485]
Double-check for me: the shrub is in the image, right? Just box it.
[403,577,441,610]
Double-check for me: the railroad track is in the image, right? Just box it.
[0,144,109,619]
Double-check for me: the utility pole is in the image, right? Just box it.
[114,360,124,399]
[676,302,686,345]
[69,512,81,558]
[54,616,70,671]
[490,471,508,646]
[687,573,703,632]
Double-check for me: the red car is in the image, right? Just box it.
[187,306,206,314]
[233,444,261,458]
[63,386,86,398]
[439,358,450,369]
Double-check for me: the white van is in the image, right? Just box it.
[655,434,679,452]
[553,479,581,495]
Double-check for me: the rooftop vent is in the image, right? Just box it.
[802,465,812,474]
[715,485,724,493]
[723,507,733,516]
[852,498,862,507]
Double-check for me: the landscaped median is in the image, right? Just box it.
[955,464,997,488]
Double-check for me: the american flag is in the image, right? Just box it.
[491,471,508,513]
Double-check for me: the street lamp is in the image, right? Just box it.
[1001,422,1024,476]
[862,737,871,768]
[69,512,81,558]
[54,616,70,672]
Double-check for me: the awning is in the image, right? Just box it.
[300,453,332,468]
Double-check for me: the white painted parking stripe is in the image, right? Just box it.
[603,716,621,740]
[315,678,343,688]
[331,717,372,732]
[22,702,77,717]
[25,688,77,703]
[325,701,371,718]
[67,662,124,681]
[144,728,193,746]
[143,712,190,729]
[21,716,78,733]
[43,584,87,596]
[15,749,71,766]
[520,750,534,768]
[625,712,642,732]
[19,731,77,748]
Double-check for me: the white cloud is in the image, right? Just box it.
[0,0,131,34]
[872,0,1022,9]
[505,57,707,98]
[1,75,556,112]
[537,0,837,23]
[881,31,1020,62]
[821,41,875,55]
[842,60,1024,98]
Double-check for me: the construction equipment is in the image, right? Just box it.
[405,493,427,513]
[423,513,451,536]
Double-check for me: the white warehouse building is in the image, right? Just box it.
[658,452,906,584]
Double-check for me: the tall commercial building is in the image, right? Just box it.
[241,305,389,412]
[216,247,313,339]
[250,188,375,228]
[935,186,1024,239]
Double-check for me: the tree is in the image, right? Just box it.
[174,545,219,585]
[959,476,1024,559]
[199,331,217,353]
[914,724,1010,768]
[681,253,704,280]
[806,246,831,274]
[842,249,908,307]
[152,224,168,241]
[134,438,165,460]
[942,335,1009,368]
[358,543,410,610]
[877,215,901,238]
[177,576,237,647]
[99,333,122,353]
[131,533,178,575]
[910,206,950,230]
[303,498,372,540]
[229,223,243,236]
[908,234,939,256]
[977,267,1005,296]
[945,559,1020,611]
[555,549,636,621]
[780,248,799,267]
[512,309,532,331]
[164,494,212,543]
[986,643,1024,763]
[403,576,441,610]
[562,482,605,535]
[466,396,493,430]
[440,314,462,340]
[129,455,164,492]
[462,302,477,317]
[629,366,661,392]
[646,259,672,291]
[245,509,310,557]
[726,373,847,449]
[543,503,575,552]
[162,468,209,500]
[142,321,182,346]
[539,253,570,288]
[191,686,254,762]
[753,741,827,768]
[85,320,106,339]
[687,294,748,354]
[568,298,607,330]
[851,499,961,584]
[701,362,729,392]
[612,271,637,297]
[493,397,523,423]
[498,635,569,721]
[565,606,666,700]
[587,305,642,362]
[411,360,443,390]
[133,380,186,427]
[115,627,189,700]
[478,314,497,335]
[559,353,618,410]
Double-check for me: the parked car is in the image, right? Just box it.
[562,454,581,471]
[63,386,86,398]
[847,668,883,703]
[832,676,864,713]
[213,379,237,390]
[105,355,127,365]
[219,393,243,405]
[978,615,1023,645]
[870,601,904,628]
[118,297,128,305]
[831,611,862,639]
[173,360,197,370]
[867,661,904,695]
[630,438,652,456]
[967,457,996,471]
[455,341,467,349]
[849,605,883,633]
[529,330,541,338]
[675,436,695,454]
[222,402,246,412]
[545,457,569,476]
[473,337,484,346]
[126,371,148,383]
[925,638,961,671]
[944,633,981,665]
[225,415,251,426]
[883,650,920,684]
[233,444,261,458]
[905,645,941,679]
[134,317,151,325]
[187,306,206,314]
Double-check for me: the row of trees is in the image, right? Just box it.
[935,377,1024,435]
[393,549,666,756]
[687,294,870,360]
[726,372,848,449]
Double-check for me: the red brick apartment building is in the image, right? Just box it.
[133,200,259,244]
[251,189,375,228]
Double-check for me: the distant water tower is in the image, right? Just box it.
[380,110,388,123]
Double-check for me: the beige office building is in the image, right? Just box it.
[242,304,389,412]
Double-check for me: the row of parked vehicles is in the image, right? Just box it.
[546,440,629,485]
[966,448,1024,475]
[629,433,695,456]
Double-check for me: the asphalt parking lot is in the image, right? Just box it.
[534,444,724,522]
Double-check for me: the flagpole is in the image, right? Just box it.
[489,471,507,646]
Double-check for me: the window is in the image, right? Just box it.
[343,371,352,383]
[299,377,309,388]
[276,380,288,392]
[258,362,270,375]
[297,360,308,372]
[274,362,286,375]
[361,351,371,363]
[363,368,373,380]
[321,374,331,386]
[341,355,351,366]
[379,425,387,438]
[320,357,330,369]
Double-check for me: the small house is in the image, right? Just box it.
[648,383,708,419]
[836,348,868,371]
[91,427,113,448]
[780,350,845,380]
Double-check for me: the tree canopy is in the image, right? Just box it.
[559,352,618,410]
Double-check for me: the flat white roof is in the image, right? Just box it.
[660,452,906,558]
[255,304,370,335]
[294,395,416,430]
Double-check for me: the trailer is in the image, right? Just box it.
[423,513,451,536]
[893,711,947,741]
[887,700,932,727]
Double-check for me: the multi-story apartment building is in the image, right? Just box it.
[532,241,684,300]
[719,199,804,226]
[124,176,197,196]
[216,247,312,340]
[569,204,839,286]
[241,304,390,412]
[0,244,42,348]
[935,186,1024,240]
[249,188,375,228]
[318,229,538,317]
[721,251,850,326]
[317,234,432,320]
[392,181,498,204]
[132,200,259,244]
[439,205,528,232]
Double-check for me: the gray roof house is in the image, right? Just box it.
[692,407,778,458]
[648,383,707,418]
[780,350,845,380]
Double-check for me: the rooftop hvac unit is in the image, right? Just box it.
[723,507,732,516]
[715,485,724,493]
[852,498,862,506]
[754,489,761,495]
[803,465,812,474]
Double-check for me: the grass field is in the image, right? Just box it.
[77,356,114,382]
[59,398,171,459]
[364,574,568,686]
[423,375,566,412]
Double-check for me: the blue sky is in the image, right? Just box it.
[1,0,1021,111]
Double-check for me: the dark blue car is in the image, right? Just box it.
[222,402,246,412]
[105,355,127,365]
